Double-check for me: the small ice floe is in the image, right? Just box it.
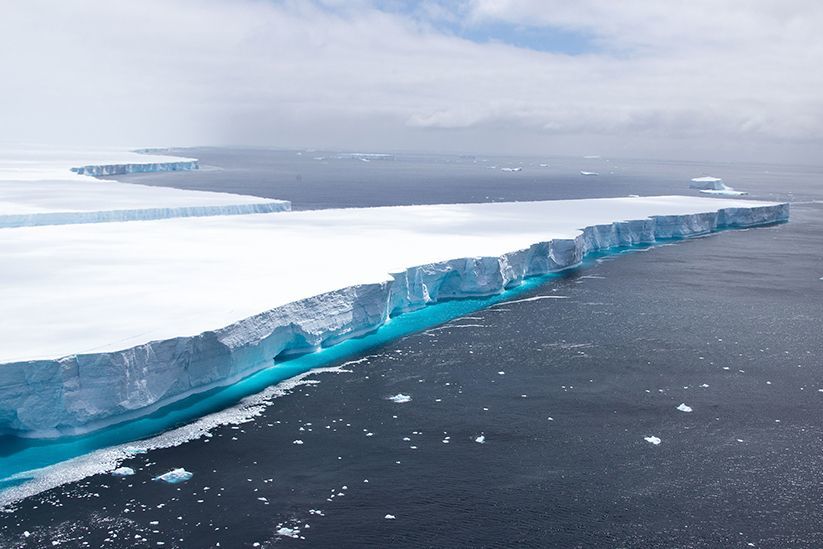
[111,467,135,477]
[644,436,662,445]
[277,527,300,538]
[293,439,304,445]
[388,394,412,404]
[474,435,486,444]
[676,403,693,413]
[539,163,550,167]
[384,514,396,520]
[500,167,523,172]
[153,468,193,484]
[580,171,599,176]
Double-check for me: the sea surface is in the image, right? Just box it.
[1,149,822,548]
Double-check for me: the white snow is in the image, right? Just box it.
[676,403,693,413]
[644,436,662,445]
[0,170,788,435]
[388,394,412,403]
[153,468,193,484]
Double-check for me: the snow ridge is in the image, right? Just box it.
[0,202,788,437]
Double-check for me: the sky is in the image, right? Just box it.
[1,0,822,163]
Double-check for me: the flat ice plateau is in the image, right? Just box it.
[0,147,290,227]
[0,191,787,436]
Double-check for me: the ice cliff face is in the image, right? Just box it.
[0,202,292,229]
[70,160,199,176]
[0,202,789,437]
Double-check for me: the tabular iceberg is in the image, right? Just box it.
[0,196,788,437]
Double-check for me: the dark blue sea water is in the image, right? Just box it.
[0,149,821,548]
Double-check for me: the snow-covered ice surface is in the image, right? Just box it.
[0,195,787,436]
[0,146,290,227]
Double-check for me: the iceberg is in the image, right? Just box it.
[153,467,193,484]
[111,466,135,477]
[0,147,290,228]
[690,176,748,196]
[689,176,726,190]
[580,171,599,176]
[70,160,199,176]
[0,194,788,437]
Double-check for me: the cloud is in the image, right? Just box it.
[1,0,821,162]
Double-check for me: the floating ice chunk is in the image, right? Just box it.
[474,435,486,444]
[580,171,599,176]
[700,189,748,196]
[388,394,412,404]
[277,527,300,538]
[676,403,693,413]
[689,176,725,190]
[644,436,661,445]
[111,467,135,477]
[293,440,304,445]
[690,176,747,196]
[384,514,396,520]
[500,167,522,172]
[153,468,193,484]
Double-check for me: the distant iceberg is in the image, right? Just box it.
[580,171,599,176]
[690,176,748,196]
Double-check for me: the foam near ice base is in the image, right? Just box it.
[0,146,290,227]
[0,196,788,436]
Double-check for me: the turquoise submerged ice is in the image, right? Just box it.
[0,190,788,438]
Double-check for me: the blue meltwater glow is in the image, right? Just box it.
[0,266,578,491]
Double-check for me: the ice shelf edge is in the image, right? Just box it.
[0,202,789,437]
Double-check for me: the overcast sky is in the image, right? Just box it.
[2,0,822,163]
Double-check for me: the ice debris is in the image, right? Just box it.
[676,403,693,413]
[153,468,193,484]
[388,394,412,403]
[111,467,135,477]
[644,436,662,445]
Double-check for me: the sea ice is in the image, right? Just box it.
[475,435,486,444]
[385,514,396,519]
[676,403,693,413]
[388,394,412,403]
[644,436,662,445]
[580,171,599,176]
[153,468,193,484]
[111,467,135,477]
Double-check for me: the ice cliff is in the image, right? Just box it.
[0,202,291,229]
[70,160,199,176]
[0,201,788,437]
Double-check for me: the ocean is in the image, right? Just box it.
[1,149,821,548]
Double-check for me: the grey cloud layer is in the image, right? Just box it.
[1,0,821,161]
